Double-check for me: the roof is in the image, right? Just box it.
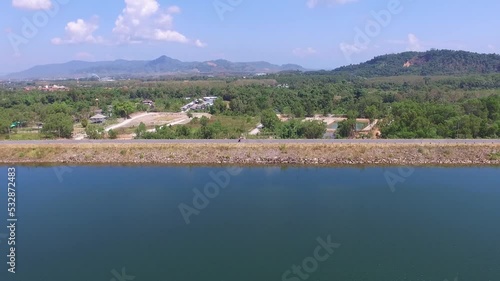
[90,114,107,119]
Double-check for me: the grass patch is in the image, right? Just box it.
[2,133,43,141]
[186,115,257,132]
[26,148,46,159]
[279,144,287,154]
[489,152,500,161]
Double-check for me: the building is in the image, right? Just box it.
[90,114,107,124]
[142,99,155,107]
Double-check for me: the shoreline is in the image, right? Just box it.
[0,142,499,166]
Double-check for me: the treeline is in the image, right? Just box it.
[381,96,500,139]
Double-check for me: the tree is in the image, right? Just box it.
[364,105,379,123]
[81,119,88,128]
[346,110,358,120]
[199,123,215,139]
[42,113,74,139]
[261,109,280,131]
[212,98,227,115]
[305,100,315,117]
[113,101,135,118]
[282,106,292,117]
[337,119,356,138]
[200,116,210,127]
[175,125,191,138]
[135,122,147,139]
[108,129,118,139]
[276,119,302,139]
[85,124,105,139]
[187,112,193,119]
[0,118,10,135]
[301,120,327,139]
[354,88,366,100]
[292,103,305,118]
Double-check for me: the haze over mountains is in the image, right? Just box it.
[4,50,500,80]
[5,56,306,80]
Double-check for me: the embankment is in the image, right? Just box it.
[0,143,499,166]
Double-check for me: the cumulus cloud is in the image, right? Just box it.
[307,0,357,8]
[12,0,51,10]
[52,17,103,45]
[293,47,318,57]
[407,33,422,51]
[113,0,197,45]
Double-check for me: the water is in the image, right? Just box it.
[0,166,499,281]
[327,122,368,131]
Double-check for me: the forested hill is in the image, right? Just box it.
[332,50,500,77]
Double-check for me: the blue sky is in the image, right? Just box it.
[1,0,499,74]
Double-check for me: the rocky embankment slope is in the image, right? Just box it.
[0,143,499,166]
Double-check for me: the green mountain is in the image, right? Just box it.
[332,49,500,77]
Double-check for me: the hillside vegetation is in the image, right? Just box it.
[332,50,500,77]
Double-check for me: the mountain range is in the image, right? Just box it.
[5,50,500,80]
[4,56,305,80]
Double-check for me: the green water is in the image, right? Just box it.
[0,166,499,281]
[327,122,368,131]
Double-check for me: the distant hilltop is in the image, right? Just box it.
[4,56,306,80]
[332,49,500,77]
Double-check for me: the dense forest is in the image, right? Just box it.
[332,50,500,77]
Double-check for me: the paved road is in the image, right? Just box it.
[2,139,500,145]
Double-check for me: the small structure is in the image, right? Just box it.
[142,99,154,107]
[90,114,107,124]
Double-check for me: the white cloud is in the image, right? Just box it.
[293,47,318,57]
[166,5,181,14]
[153,29,188,42]
[195,39,207,48]
[339,42,366,55]
[113,0,196,45]
[12,0,51,10]
[307,0,357,8]
[407,33,422,51]
[52,17,103,45]
[157,14,174,26]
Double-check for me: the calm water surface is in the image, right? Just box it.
[0,166,499,281]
